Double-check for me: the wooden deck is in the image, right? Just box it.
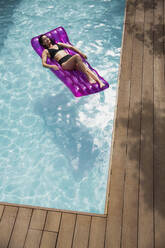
[0,0,165,246]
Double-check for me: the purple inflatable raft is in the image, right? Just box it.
[31,27,109,97]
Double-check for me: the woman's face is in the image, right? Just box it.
[42,35,51,47]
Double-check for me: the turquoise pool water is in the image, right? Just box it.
[0,0,125,213]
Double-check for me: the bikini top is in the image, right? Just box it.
[47,44,64,59]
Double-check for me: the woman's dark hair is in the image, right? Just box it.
[39,34,55,49]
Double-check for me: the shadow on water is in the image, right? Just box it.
[0,0,22,51]
[33,92,99,180]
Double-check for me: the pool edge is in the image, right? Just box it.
[104,0,127,215]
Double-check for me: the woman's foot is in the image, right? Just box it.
[89,78,105,88]
[97,79,105,88]
[99,81,105,88]
[89,78,96,84]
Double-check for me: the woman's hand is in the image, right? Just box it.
[80,53,87,59]
[51,65,59,71]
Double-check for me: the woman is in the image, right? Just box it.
[39,35,105,88]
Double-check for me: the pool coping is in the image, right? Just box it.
[0,201,107,218]
[104,0,127,215]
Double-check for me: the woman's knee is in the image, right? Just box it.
[74,54,82,62]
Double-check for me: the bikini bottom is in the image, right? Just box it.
[58,54,72,65]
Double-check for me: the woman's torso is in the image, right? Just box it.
[46,44,68,61]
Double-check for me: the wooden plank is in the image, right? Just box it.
[125,0,136,25]
[143,0,154,25]
[154,0,165,247]
[138,4,154,248]
[121,16,144,248]
[154,0,164,25]
[0,205,4,219]
[106,173,126,248]
[117,23,134,96]
[30,209,47,230]
[135,0,145,23]
[164,0,165,30]
[24,229,42,248]
[56,213,76,248]
[105,5,135,247]
[8,207,32,248]
[44,211,61,232]
[88,217,106,248]
[40,231,57,248]
[72,215,91,248]
[0,206,18,247]
[108,23,135,177]
[104,17,135,212]
[155,148,165,248]
[112,19,137,157]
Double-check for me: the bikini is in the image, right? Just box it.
[47,44,72,65]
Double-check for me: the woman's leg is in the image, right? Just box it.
[62,54,105,87]
[85,66,105,88]
[62,54,90,80]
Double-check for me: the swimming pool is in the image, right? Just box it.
[0,0,125,213]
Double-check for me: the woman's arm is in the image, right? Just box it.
[58,42,87,59]
[41,50,59,70]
